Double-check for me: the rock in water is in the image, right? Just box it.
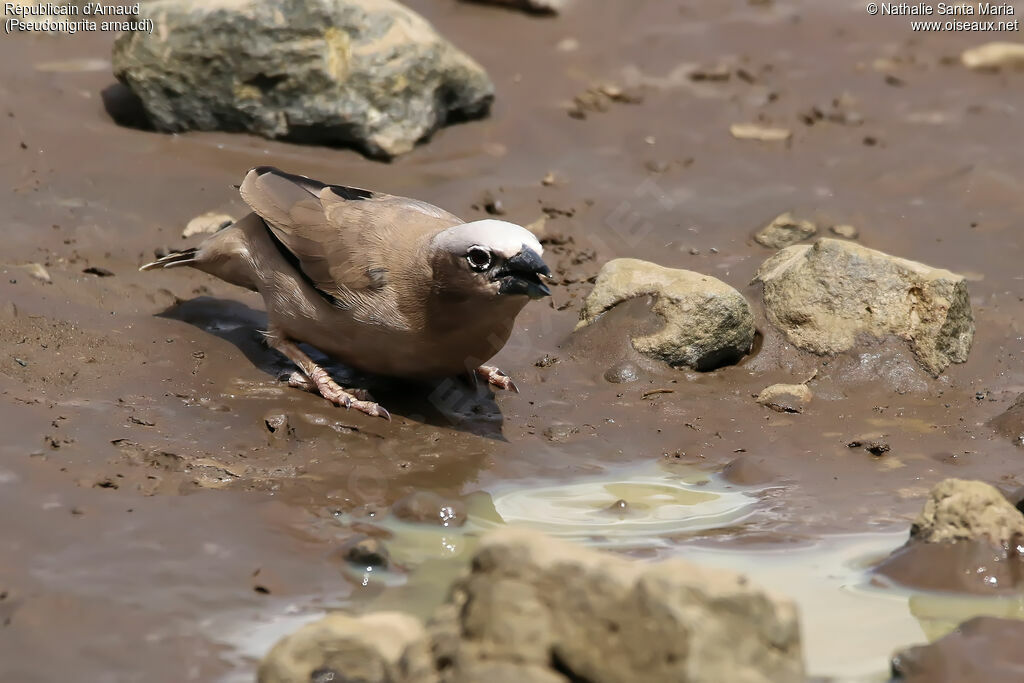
[891,616,1024,683]
[576,258,756,371]
[460,0,568,14]
[753,238,974,376]
[910,478,1024,546]
[112,0,494,159]
[874,479,1024,594]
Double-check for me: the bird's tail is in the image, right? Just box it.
[139,248,199,272]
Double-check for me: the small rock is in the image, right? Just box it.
[524,215,547,240]
[892,616,1024,683]
[753,238,974,376]
[754,212,817,249]
[541,171,557,186]
[83,266,115,277]
[829,224,859,239]
[460,0,567,15]
[482,192,505,216]
[600,499,632,517]
[644,159,669,173]
[911,478,1024,546]
[556,37,579,52]
[756,384,812,413]
[961,42,1024,70]
[730,123,792,142]
[603,361,639,383]
[24,263,51,284]
[690,64,732,81]
[534,354,559,368]
[183,212,234,238]
[340,535,389,568]
[577,258,756,371]
[258,612,428,683]
[721,456,778,486]
[542,423,579,443]
[264,413,289,434]
[875,479,1024,594]
[391,491,466,527]
[847,440,890,456]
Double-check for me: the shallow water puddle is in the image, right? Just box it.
[209,465,1024,682]
[485,464,758,549]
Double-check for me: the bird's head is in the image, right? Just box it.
[431,220,551,300]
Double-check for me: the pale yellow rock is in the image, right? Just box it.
[753,239,974,376]
[577,258,755,370]
[755,212,817,249]
[730,123,792,142]
[258,611,430,683]
[912,479,1024,546]
[756,384,812,414]
[961,42,1024,70]
[182,212,234,238]
[24,263,51,284]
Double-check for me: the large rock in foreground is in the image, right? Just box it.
[753,238,973,376]
[874,479,1024,594]
[576,258,756,371]
[112,0,494,158]
[260,528,805,683]
[438,528,804,683]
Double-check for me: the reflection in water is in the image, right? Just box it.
[209,463,1024,682]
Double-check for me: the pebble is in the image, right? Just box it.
[25,263,51,284]
[391,491,467,527]
[604,361,640,383]
[340,535,390,568]
[830,224,859,239]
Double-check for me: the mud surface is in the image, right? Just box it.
[3,2,1024,680]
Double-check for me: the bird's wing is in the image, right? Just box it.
[238,166,461,327]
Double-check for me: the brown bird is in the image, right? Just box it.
[141,167,551,420]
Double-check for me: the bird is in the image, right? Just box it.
[140,167,551,421]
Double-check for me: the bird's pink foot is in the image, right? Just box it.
[272,338,389,420]
[475,365,519,393]
[306,366,389,420]
[283,370,375,402]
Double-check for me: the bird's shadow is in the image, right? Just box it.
[159,297,508,439]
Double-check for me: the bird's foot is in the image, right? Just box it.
[475,365,519,393]
[282,370,375,402]
[285,368,389,420]
[270,336,389,420]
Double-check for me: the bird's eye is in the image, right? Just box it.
[466,246,492,272]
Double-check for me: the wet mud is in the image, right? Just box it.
[4,1,1024,680]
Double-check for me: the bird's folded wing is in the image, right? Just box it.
[238,166,462,307]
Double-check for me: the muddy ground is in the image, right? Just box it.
[2,1,1024,681]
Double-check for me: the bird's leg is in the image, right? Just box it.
[475,365,519,393]
[271,338,390,420]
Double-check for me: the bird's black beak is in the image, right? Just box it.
[496,247,551,299]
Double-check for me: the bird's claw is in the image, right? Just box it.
[476,365,519,393]
[285,369,390,420]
